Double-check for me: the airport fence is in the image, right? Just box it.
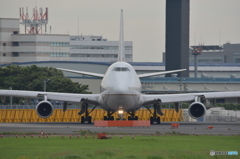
[0,108,183,123]
[0,105,79,109]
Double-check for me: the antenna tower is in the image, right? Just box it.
[19,7,48,34]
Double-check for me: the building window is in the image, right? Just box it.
[12,52,19,57]
[234,58,240,63]
[69,45,132,50]
[3,43,6,46]
[126,55,132,58]
[12,42,19,46]
[3,53,6,56]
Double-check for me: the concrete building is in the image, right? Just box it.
[0,18,69,64]
[0,18,19,64]
[70,35,132,62]
[11,34,70,63]
[163,43,240,64]
[165,0,190,77]
[190,43,240,64]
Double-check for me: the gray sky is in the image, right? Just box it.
[0,0,240,62]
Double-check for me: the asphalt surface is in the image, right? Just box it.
[0,122,240,135]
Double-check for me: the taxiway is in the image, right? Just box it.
[0,122,239,135]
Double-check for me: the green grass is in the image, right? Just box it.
[0,135,239,159]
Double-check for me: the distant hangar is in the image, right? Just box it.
[1,61,240,97]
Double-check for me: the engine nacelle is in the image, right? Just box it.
[36,101,54,118]
[188,102,206,119]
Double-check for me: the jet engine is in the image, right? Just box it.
[188,102,206,119]
[36,101,54,118]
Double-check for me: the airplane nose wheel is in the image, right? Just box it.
[103,111,115,120]
[127,111,138,120]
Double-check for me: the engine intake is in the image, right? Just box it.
[36,101,54,118]
[188,102,206,119]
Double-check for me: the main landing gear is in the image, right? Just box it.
[146,103,164,124]
[78,102,97,124]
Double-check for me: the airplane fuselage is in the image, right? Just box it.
[98,62,144,112]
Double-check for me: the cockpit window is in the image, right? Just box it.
[113,67,130,71]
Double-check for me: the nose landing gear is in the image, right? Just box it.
[127,111,138,120]
[103,111,115,120]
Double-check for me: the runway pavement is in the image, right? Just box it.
[0,122,239,135]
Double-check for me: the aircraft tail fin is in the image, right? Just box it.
[117,9,125,62]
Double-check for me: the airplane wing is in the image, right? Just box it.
[57,68,105,78]
[0,90,99,103]
[138,69,186,78]
[142,91,240,105]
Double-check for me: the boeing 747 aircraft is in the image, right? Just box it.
[1,10,240,124]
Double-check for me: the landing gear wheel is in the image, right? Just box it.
[104,116,107,120]
[81,116,84,124]
[150,117,153,124]
[110,116,114,120]
[157,117,161,124]
[88,116,92,124]
[128,116,138,120]
[145,103,164,125]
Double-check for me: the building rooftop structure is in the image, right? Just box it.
[163,43,240,64]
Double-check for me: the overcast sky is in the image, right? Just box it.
[0,0,240,62]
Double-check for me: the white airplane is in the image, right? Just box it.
[1,10,240,124]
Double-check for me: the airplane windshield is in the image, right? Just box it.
[113,67,130,72]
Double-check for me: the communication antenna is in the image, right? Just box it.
[194,31,196,45]
[78,16,79,39]
[19,7,48,34]
[219,30,221,46]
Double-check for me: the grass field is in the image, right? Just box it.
[0,134,239,159]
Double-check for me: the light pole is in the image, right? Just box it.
[9,87,12,109]
[191,46,202,78]
[178,77,185,94]
[43,79,50,92]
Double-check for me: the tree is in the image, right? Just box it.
[0,65,91,104]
